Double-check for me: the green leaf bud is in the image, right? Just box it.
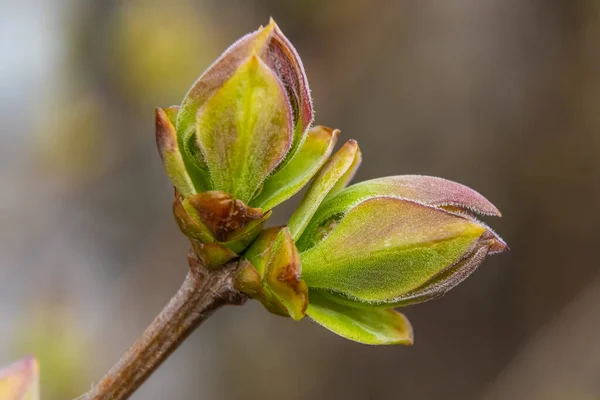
[288,139,362,240]
[238,227,308,320]
[155,20,339,257]
[299,176,506,307]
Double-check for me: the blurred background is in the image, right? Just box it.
[1,0,599,399]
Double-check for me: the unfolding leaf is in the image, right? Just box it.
[175,19,313,200]
[323,142,362,202]
[196,56,293,202]
[307,290,413,345]
[262,19,313,160]
[155,106,197,196]
[288,140,360,240]
[0,357,39,400]
[263,228,308,320]
[300,197,489,305]
[297,175,502,251]
[190,240,238,269]
[178,19,313,168]
[178,131,212,193]
[235,260,291,317]
[184,191,264,241]
[251,126,339,210]
[161,105,211,193]
[177,22,275,142]
[172,191,215,243]
[234,260,264,299]
[243,227,282,276]
[222,210,272,254]
[240,227,308,320]
[173,190,270,253]
[390,241,491,306]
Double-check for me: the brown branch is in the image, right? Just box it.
[81,252,247,400]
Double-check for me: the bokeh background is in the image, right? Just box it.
[1,0,600,399]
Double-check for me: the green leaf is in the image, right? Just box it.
[172,191,215,243]
[176,26,276,194]
[174,19,314,197]
[155,107,196,197]
[297,175,502,251]
[161,106,211,194]
[287,140,361,240]
[300,197,487,305]
[179,132,212,193]
[162,105,180,124]
[264,19,314,164]
[307,290,413,345]
[234,260,265,299]
[0,357,39,400]
[190,241,238,269]
[241,227,308,320]
[176,22,276,150]
[323,141,362,202]
[263,228,308,320]
[196,56,293,202]
[389,242,491,306]
[243,227,282,276]
[251,126,339,210]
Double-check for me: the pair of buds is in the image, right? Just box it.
[156,19,506,345]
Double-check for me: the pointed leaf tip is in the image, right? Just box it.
[388,224,507,307]
[377,175,502,217]
[178,24,275,132]
[481,227,508,254]
[177,19,313,198]
[195,55,293,201]
[155,106,177,155]
[324,139,362,202]
[266,19,314,147]
[288,139,362,240]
